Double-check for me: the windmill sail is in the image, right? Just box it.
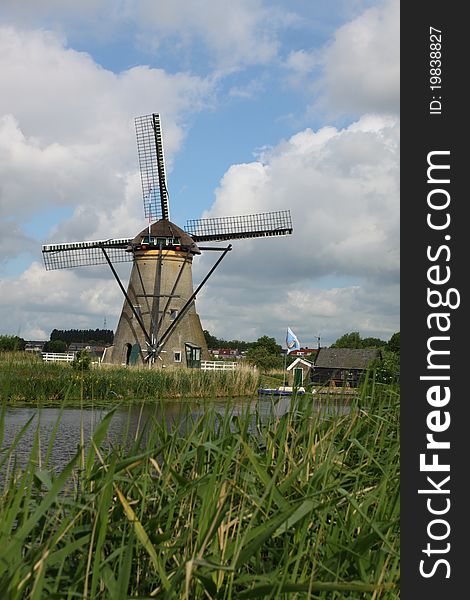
[185,210,293,242]
[42,239,132,270]
[135,113,170,221]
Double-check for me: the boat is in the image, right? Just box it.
[258,386,305,397]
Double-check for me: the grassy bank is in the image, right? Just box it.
[0,383,399,598]
[0,352,260,403]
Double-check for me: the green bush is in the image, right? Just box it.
[0,335,26,351]
[71,349,92,371]
[372,349,400,384]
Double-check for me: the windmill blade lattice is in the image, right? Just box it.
[185,210,293,242]
[135,113,170,221]
[42,239,132,270]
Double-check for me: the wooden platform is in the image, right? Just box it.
[314,387,358,395]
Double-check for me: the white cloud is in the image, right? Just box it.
[0,26,213,145]
[318,0,399,115]
[0,26,214,246]
[0,25,214,339]
[194,276,399,347]
[282,49,320,90]
[1,113,399,344]
[193,114,399,344]
[137,0,290,69]
[203,114,399,282]
[0,0,293,71]
[282,0,399,118]
[0,261,130,340]
[284,49,318,76]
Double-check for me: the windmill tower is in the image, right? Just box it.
[42,114,293,368]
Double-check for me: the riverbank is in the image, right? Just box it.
[0,384,399,598]
[0,352,260,404]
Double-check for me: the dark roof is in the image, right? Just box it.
[314,348,381,369]
[132,219,200,254]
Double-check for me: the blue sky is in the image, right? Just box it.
[0,0,399,346]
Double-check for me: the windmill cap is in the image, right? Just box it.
[132,219,201,254]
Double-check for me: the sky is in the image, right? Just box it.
[0,0,399,348]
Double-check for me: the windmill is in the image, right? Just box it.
[42,114,293,368]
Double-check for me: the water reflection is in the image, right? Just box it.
[1,395,351,474]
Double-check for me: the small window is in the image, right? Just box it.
[133,305,142,320]
[174,351,182,363]
[169,309,178,321]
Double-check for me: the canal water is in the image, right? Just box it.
[1,396,350,475]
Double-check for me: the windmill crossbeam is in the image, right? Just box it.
[197,245,235,251]
[42,239,133,270]
[43,238,132,251]
[192,229,293,242]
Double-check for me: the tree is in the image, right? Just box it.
[50,329,114,344]
[246,347,283,371]
[330,332,363,349]
[361,337,387,348]
[252,336,281,355]
[331,332,388,349]
[203,330,252,351]
[43,339,68,353]
[0,335,26,351]
[203,330,219,349]
[246,336,283,371]
[387,331,400,354]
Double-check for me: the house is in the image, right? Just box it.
[287,357,314,387]
[289,347,319,358]
[68,342,108,361]
[68,342,90,352]
[209,348,243,359]
[311,348,381,387]
[25,341,46,353]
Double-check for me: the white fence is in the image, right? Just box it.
[41,355,237,369]
[201,360,238,371]
[42,352,76,362]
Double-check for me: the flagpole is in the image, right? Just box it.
[283,328,288,388]
[285,327,301,390]
[283,348,287,388]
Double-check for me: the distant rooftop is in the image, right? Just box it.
[314,348,381,369]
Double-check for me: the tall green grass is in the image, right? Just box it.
[0,383,399,598]
[0,352,259,403]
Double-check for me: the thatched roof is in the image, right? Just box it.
[314,348,381,370]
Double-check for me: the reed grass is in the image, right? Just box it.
[0,352,260,403]
[0,382,400,598]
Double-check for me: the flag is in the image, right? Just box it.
[286,327,300,354]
